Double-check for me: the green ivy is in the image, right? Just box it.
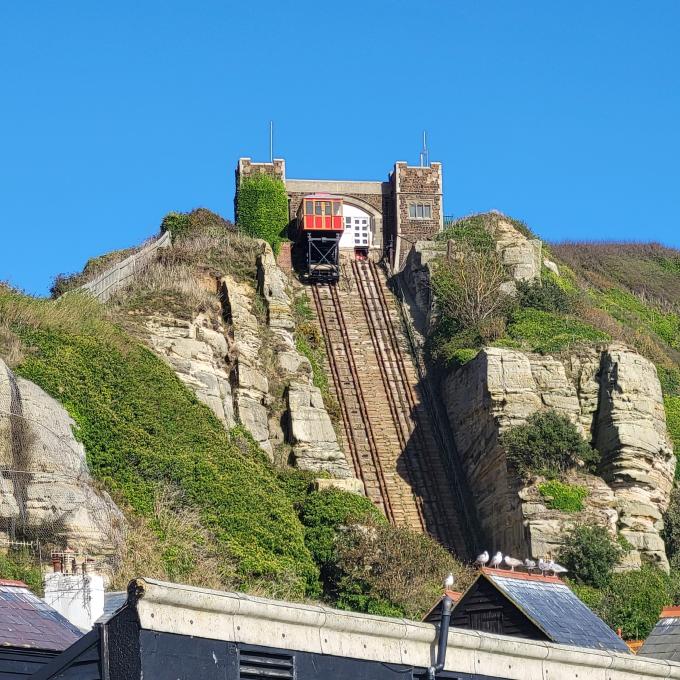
[506,308,609,354]
[0,552,43,595]
[236,174,289,252]
[538,480,588,512]
[15,326,319,597]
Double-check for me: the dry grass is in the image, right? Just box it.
[111,486,238,592]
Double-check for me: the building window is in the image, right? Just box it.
[408,202,432,219]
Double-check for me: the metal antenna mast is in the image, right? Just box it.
[269,121,274,163]
[421,130,429,167]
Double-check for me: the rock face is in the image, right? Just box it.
[257,244,351,478]
[489,218,542,283]
[141,241,353,478]
[442,344,675,569]
[0,359,124,557]
[145,314,235,428]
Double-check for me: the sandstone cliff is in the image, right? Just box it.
[136,242,352,479]
[442,345,674,569]
[0,358,124,558]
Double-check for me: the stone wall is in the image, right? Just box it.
[392,162,444,269]
[441,345,675,569]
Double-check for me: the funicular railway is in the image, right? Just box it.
[295,194,467,553]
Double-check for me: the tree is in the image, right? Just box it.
[431,247,512,330]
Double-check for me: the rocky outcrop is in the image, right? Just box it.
[0,359,123,557]
[145,314,235,428]
[488,218,542,283]
[140,242,353,479]
[256,244,352,478]
[442,344,675,569]
[595,346,675,566]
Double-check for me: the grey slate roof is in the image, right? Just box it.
[639,614,680,661]
[486,571,630,653]
[94,591,127,624]
[0,580,82,651]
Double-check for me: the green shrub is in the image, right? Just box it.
[437,215,495,252]
[236,174,289,252]
[663,488,680,568]
[516,278,572,314]
[506,308,609,353]
[538,480,589,512]
[502,410,599,480]
[161,211,192,238]
[333,516,473,619]
[0,551,43,595]
[299,489,380,577]
[14,324,319,597]
[601,566,680,640]
[558,525,626,589]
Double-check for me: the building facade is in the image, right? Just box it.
[235,157,444,269]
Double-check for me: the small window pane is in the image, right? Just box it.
[334,202,342,216]
[409,204,416,218]
[305,201,313,215]
[424,205,432,219]
[416,204,424,218]
[315,202,322,215]
[324,202,331,215]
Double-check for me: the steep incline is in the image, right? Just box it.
[308,256,468,555]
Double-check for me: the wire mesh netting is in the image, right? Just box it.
[0,363,124,572]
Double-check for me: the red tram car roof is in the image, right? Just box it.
[302,193,343,200]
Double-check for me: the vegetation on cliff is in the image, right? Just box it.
[0,210,470,619]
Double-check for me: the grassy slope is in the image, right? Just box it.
[552,241,680,467]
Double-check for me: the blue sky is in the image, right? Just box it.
[2,1,679,296]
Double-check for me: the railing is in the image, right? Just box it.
[79,231,172,302]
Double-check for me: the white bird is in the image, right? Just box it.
[538,558,550,575]
[474,550,489,567]
[550,562,568,576]
[524,558,537,573]
[489,551,503,569]
[444,572,455,589]
[504,555,523,571]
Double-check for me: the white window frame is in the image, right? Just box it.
[408,202,432,220]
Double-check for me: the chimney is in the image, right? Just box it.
[43,553,105,632]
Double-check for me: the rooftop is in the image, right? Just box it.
[640,607,680,662]
[0,580,82,651]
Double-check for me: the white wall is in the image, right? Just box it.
[43,573,105,632]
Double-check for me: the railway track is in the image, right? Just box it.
[308,259,466,552]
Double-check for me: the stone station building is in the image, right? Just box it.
[235,157,444,268]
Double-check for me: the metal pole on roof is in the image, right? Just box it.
[269,121,274,163]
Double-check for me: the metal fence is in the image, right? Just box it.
[80,231,172,302]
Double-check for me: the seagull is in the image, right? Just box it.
[504,556,523,572]
[474,550,489,567]
[444,573,455,589]
[489,551,503,569]
[524,558,536,573]
[538,558,550,575]
[550,562,568,576]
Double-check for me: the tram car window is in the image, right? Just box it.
[295,194,345,283]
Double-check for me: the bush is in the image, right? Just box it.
[236,174,289,252]
[0,551,43,595]
[332,516,473,619]
[502,410,599,480]
[558,525,626,589]
[663,488,680,568]
[431,250,514,331]
[516,278,573,314]
[160,211,192,238]
[299,489,380,580]
[14,322,319,597]
[437,215,495,252]
[601,567,680,640]
[506,308,609,354]
[538,480,588,512]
